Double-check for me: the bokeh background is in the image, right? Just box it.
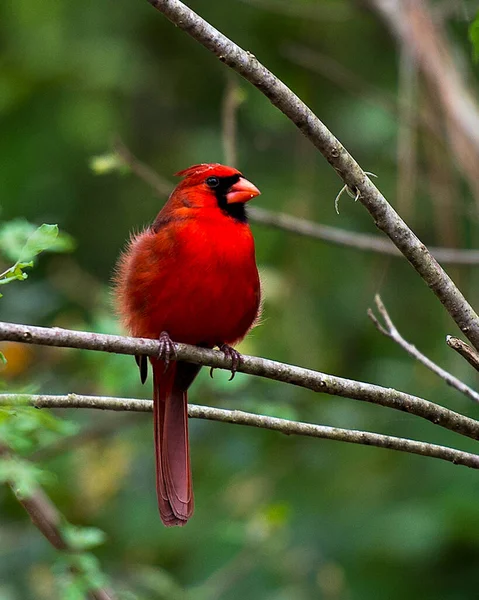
[2,0,479,598]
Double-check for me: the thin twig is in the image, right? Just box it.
[1,394,479,470]
[114,138,173,197]
[249,208,479,265]
[145,0,479,350]
[1,321,479,441]
[115,139,479,266]
[446,336,479,372]
[368,295,479,404]
[221,75,243,167]
[0,445,115,600]
[396,46,418,220]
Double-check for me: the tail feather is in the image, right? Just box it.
[152,359,198,526]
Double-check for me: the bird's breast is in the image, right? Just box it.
[118,215,261,346]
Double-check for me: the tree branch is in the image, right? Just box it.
[368,295,479,404]
[145,0,479,350]
[114,139,479,266]
[2,320,479,441]
[221,75,243,167]
[114,138,173,197]
[248,207,479,265]
[446,336,479,372]
[0,445,115,600]
[2,394,479,471]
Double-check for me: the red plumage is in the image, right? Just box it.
[114,163,261,526]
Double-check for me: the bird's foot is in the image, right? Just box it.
[158,331,177,372]
[220,344,242,381]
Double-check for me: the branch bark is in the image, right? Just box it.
[368,295,479,404]
[1,320,479,441]
[249,207,479,265]
[2,394,479,471]
[145,0,479,350]
[447,336,479,372]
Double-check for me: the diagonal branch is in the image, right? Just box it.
[368,295,479,404]
[446,336,479,373]
[1,320,479,441]
[1,394,479,471]
[249,207,479,265]
[115,140,479,266]
[145,0,479,350]
[0,445,115,600]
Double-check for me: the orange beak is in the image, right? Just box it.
[226,177,261,204]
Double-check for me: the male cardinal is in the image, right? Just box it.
[114,164,261,526]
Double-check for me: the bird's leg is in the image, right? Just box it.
[219,344,242,381]
[158,331,177,372]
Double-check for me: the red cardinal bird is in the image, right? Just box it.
[114,164,261,526]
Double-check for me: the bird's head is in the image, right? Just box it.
[174,163,260,222]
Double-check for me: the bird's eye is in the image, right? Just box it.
[206,176,220,188]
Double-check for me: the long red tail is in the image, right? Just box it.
[151,359,199,526]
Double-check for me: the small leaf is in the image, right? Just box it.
[89,153,123,175]
[63,524,107,551]
[0,219,36,261]
[0,456,50,497]
[0,404,78,454]
[19,224,59,261]
[0,352,6,365]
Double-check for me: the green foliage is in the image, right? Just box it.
[0,405,77,495]
[53,553,111,600]
[0,455,50,498]
[0,220,74,295]
[62,524,107,551]
[0,405,78,455]
[89,152,126,176]
[469,12,479,62]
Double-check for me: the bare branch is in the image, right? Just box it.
[115,138,479,266]
[1,320,479,441]
[0,445,115,600]
[2,394,479,471]
[369,295,479,404]
[114,138,172,197]
[221,75,243,167]
[447,336,479,372]
[249,208,479,265]
[145,0,479,350]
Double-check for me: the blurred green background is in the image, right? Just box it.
[2,0,479,598]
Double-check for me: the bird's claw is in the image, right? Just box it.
[158,331,177,372]
[219,344,242,381]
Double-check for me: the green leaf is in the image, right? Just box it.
[469,12,479,62]
[62,524,107,551]
[0,352,6,365]
[0,456,50,497]
[0,219,75,263]
[0,404,78,455]
[0,220,36,261]
[89,152,124,175]
[54,552,111,597]
[19,223,59,261]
